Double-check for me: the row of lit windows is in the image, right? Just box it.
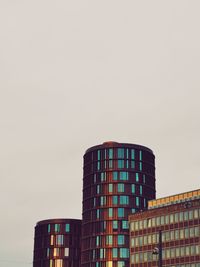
[96,261,126,267]
[48,224,70,233]
[95,234,127,246]
[92,247,129,259]
[47,247,69,257]
[95,160,143,171]
[97,148,141,160]
[94,172,144,183]
[49,259,63,267]
[130,209,200,231]
[131,226,200,247]
[131,245,200,263]
[95,183,144,195]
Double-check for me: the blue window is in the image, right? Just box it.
[118,208,125,217]
[120,248,129,258]
[118,160,124,169]
[100,196,106,206]
[100,248,105,259]
[136,197,139,207]
[112,196,118,205]
[126,160,129,168]
[113,248,118,258]
[97,209,100,219]
[96,262,99,267]
[106,235,113,245]
[97,161,100,170]
[117,183,124,192]
[96,236,100,246]
[104,149,107,159]
[139,162,142,171]
[131,149,135,160]
[117,148,124,158]
[97,150,101,160]
[109,149,113,159]
[113,171,118,180]
[119,196,129,205]
[119,172,128,181]
[136,173,139,182]
[113,220,118,230]
[109,160,113,169]
[131,208,136,213]
[48,224,51,233]
[126,149,129,158]
[65,224,70,232]
[140,185,143,195]
[108,208,113,218]
[131,184,135,194]
[117,235,125,245]
[122,220,129,229]
[47,248,50,257]
[108,183,113,193]
[139,150,142,160]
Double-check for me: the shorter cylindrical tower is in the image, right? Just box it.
[33,218,81,267]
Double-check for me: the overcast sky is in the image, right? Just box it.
[0,0,200,266]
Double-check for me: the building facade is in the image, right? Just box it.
[33,218,81,267]
[129,189,200,267]
[81,141,156,267]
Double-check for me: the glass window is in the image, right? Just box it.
[50,235,54,245]
[118,208,125,217]
[113,172,118,181]
[108,184,113,193]
[131,184,135,193]
[65,224,70,232]
[109,160,113,169]
[108,208,113,218]
[156,217,160,226]
[96,236,100,246]
[136,197,139,207]
[97,150,101,160]
[113,220,118,230]
[112,248,118,258]
[55,224,60,232]
[56,235,64,245]
[136,173,139,182]
[140,185,143,195]
[119,248,129,258]
[179,212,183,221]
[109,149,113,159]
[175,213,179,223]
[118,148,124,158]
[118,160,124,168]
[48,224,51,233]
[143,174,146,183]
[117,183,124,193]
[97,209,100,219]
[106,261,113,267]
[161,216,165,225]
[64,248,69,257]
[194,209,199,219]
[117,235,125,245]
[131,161,135,169]
[131,149,135,160]
[194,226,199,237]
[117,261,125,267]
[119,172,128,181]
[55,259,63,267]
[97,185,100,194]
[184,211,189,221]
[113,196,118,205]
[106,235,113,245]
[47,248,50,257]
[139,162,142,171]
[122,220,129,229]
[119,196,129,205]
[139,150,142,160]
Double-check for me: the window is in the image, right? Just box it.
[55,224,60,232]
[50,235,54,245]
[117,261,125,267]
[119,248,129,258]
[97,150,101,160]
[117,235,125,245]
[139,162,142,171]
[55,259,63,267]
[106,235,113,245]
[135,173,139,182]
[48,224,51,233]
[65,224,70,232]
[119,196,129,205]
[109,149,113,159]
[118,208,125,217]
[97,209,100,219]
[139,150,142,160]
[106,261,113,267]
[56,235,64,245]
[113,220,118,230]
[97,185,100,194]
[108,208,113,218]
[143,174,146,183]
[119,172,128,181]
[131,149,135,159]
[131,161,135,169]
[136,197,139,207]
[131,184,135,193]
[139,185,142,195]
[117,183,124,192]
[118,160,124,168]
[118,148,124,158]
[113,172,118,181]
[53,248,60,257]
[64,248,69,257]
[47,248,50,257]
[113,248,118,258]
[122,220,129,229]
[113,196,118,205]
[108,184,113,193]
[96,236,100,246]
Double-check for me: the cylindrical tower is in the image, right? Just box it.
[33,218,81,267]
[81,142,156,267]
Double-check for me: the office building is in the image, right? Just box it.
[33,218,81,267]
[81,141,156,267]
[129,189,200,267]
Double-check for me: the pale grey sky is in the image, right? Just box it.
[0,0,200,266]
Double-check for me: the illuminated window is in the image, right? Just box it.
[65,224,70,232]
[143,174,146,183]
[97,209,100,219]
[97,150,101,160]
[106,261,113,267]
[131,161,135,169]
[139,162,142,171]
[53,248,60,257]
[96,236,100,246]
[47,248,50,257]
[117,261,125,267]
[56,235,64,245]
[55,259,63,267]
[118,148,124,158]
[117,183,124,192]
[50,235,54,245]
[64,248,69,257]
[50,260,53,267]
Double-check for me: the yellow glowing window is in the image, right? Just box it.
[53,248,59,257]
[106,261,113,267]
[55,259,63,267]
[50,235,54,245]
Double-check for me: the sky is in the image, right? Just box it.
[0,0,200,266]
